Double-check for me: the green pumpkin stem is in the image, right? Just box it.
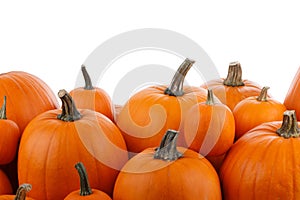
[257,86,270,102]
[57,89,81,121]
[154,129,183,161]
[81,65,94,90]
[206,89,215,105]
[223,61,245,86]
[276,110,300,138]
[75,162,93,196]
[14,184,32,200]
[0,96,7,119]
[164,58,195,96]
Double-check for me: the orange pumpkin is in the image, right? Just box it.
[284,66,300,120]
[220,110,300,199]
[113,129,222,200]
[64,162,112,200]
[0,170,12,195]
[0,71,58,132]
[0,184,34,200]
[18,90,128,200]
[233,86,286,139]
[0,96,21,164]
[183,89,235,156]
[202,61,262,111]
[116,58,207,154]
[70,65,114,121]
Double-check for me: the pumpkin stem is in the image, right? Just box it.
[0,96,7,119]
[57,89,81,121]
[164,58,195,96]
[81,65,94,90]
[223,61,245,86]
[154,129,183,161]
[276,110,300,138]
[206,89,215,105]
[75,162,93,196]
[257,86,270,102]
[14,183,32,200]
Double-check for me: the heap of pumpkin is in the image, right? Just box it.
[0,58,300,199]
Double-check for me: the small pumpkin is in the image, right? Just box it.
[220,110,300,199]
[113,129,222,200]
[183,89,235,156]
[116,58,207,154]
[0,184,34,200]
[64,162,112,200]
[0,170,12,195]
[18,89,128,200]
[70,65,114,121]
[233,86,286,139]
[202,61,262,111]
[0,71,58,132]
[284,66,300,120]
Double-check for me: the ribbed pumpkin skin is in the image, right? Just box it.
[233,95,286,139]
[183,101,235,156]
[0,196,35,200]
[0,71,58,132]
[284,66,300,119]
[116,86,207,153]
[0,170,12,195]
[202,79,262,111]
[220,122,300,199]
[0,119,20,164]
[18,109,128,200]
[113,147,222,200]
[70,87,114,121]
[64,189,112,200]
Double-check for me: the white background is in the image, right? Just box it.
[1,1,299,104]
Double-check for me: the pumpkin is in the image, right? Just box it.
[220,110,300,199]
[183,89,235,156]
[0,71,58,132]
[0,96,21,164]
[116,58,207,154]
[0,170,12,195]
[284,66,300,120]
[70,65,114,121]
[0,184,34,200]
[18,89,128,200]
[202,61,262,111]
[233,86,286,140]
[64,162,112,200]
[113,129,222,200]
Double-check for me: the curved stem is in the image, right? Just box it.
[206,89,215,105]
[81,65,94,90]
[257,86,270,102]
[14,184,32,200]
[0,96,7,119]
[223,61,245,86]
[57,89,81,121]
[75,162,93,196]
[154,129,183,161]
[164,58,195,96]
[276,110,300,138]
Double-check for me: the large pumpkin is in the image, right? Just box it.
[233,86,286,140]
[0,184,34,200]
[0,71,58,132]
[202,61,262,111]
[116,58,207,154]
[220,110,300,199]
[70,65,114,121]
[113,129,222,200]
[284,66,300,119]
[18,90,128,200]
[0,96,21,164]
[183,89,235,156]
